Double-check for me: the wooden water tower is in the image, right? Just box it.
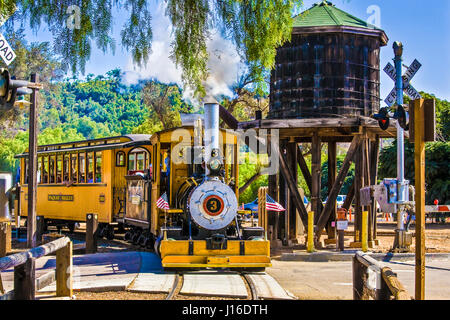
[239,1,396,248]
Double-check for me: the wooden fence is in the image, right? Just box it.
[353,251,411,300]
[0,236,72,300]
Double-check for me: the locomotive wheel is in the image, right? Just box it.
[117,223,126,234]
[141,237,149,247]
[132,230,142,245]
[106,226,115,240]
[146,234,155,250]
[154,236,161,257]
[97,225,105,239]
[124,231,132,241]
[68,222,75,233]
[138,234,147,247]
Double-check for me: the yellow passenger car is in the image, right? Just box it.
[16,135,152,238]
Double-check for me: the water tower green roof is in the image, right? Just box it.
[292,1,388,44]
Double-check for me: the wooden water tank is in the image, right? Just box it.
[269,1,388,119]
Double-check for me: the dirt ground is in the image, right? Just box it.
[369,221,450,253]
[271,218,450,256]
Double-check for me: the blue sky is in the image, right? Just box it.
[17,0,450,102]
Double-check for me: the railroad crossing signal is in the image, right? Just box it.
[0,69,33,111]
[384,59,422,106]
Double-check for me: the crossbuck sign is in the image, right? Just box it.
[384,59,422,106]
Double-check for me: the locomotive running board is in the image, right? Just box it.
[160,239,271,269]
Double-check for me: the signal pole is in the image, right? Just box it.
[393,42,408,250]
[27,74,39,248]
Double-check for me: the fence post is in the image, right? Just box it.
[86,213,98,254]
[382,267,411,300]
[0,222,11,257]
[56,241,73,297]
[14,257,35,300]
[352,256,364,300]
[307,211,314,253]
[36,216,45,244]
[376,274,392,300]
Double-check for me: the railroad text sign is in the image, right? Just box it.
[0,33,16,66]
[48,194,74,202]
[384,59,422,106]
[0,6,17,66]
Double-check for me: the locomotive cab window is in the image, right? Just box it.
[127,148,150,175]
[116,151,125,167]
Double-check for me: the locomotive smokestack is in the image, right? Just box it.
[204,99,220,177]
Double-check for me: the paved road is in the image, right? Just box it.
[267,258,450,300]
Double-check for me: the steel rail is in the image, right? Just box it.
[165,273,182,300]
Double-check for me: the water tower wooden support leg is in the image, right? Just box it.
[267,174,278,241]
[267,131,278,241]
[353,140,364,244]
[311,132,321,226]
[278,140,287,243]
[362,138,372,242]
[286,142,298,243]
[297,145,312,193]
[369,136,380,243]
[326,141,337,241]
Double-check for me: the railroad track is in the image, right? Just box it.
[22,229,294,300]
[161,271,293,300]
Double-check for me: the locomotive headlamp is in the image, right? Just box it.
[209,158,222,172]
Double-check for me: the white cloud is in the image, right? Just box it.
[122,1,242,105]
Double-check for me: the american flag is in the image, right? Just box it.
[266,194,285,212]
[156,192,170,210]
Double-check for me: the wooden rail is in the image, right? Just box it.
[0,236,72,300]
[353,251,411,300]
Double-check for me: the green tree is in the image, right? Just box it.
[380,92,450,204]
[320,154,355,200]
[0,29,63,128]
[0,127,84,177]
[139,81,192,131]
[405,92,449,141]
[3,0,302,97]
[379,140,450,205]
